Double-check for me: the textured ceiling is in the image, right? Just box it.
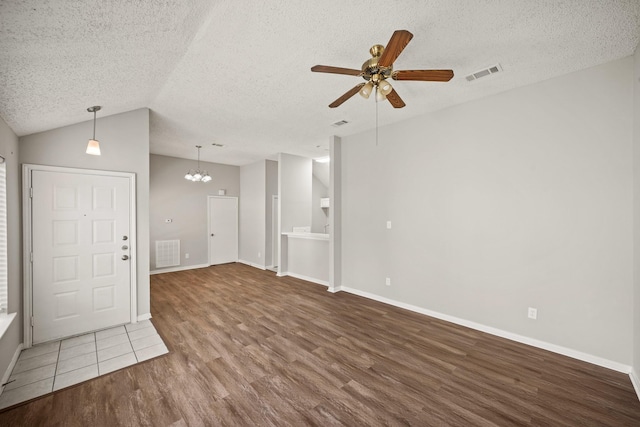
[1,0,639,165]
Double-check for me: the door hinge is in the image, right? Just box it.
[30,252,33,263]
[30,317,34,327]
[29,187,33,198]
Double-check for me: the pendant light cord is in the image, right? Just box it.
[376,86,379,147]
[92,110,97,140]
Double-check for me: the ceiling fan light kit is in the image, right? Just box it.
[311,30,454,109]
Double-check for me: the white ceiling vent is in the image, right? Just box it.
[331,120,349,127]
[211,143,224,147]
[466,64,503,82]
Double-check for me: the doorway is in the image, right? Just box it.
[23,165,137,346]
[208,196,238,265]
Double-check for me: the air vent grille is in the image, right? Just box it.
[466,63,503,82]
[331,120,349,127]
[211,143,224,147]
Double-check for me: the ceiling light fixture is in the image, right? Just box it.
[86,106,101,155]
[185,145,212,183]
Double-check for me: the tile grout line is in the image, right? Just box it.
[50,340,62,393]
[125,325,140,363]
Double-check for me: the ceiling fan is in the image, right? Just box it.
[311,30,454,109]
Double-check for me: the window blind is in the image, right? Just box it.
[0,158,6,313]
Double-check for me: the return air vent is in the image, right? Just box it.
[331,120,349,127]
[156,240,180,268]
[211,143,224,147]
[466,63,503,82]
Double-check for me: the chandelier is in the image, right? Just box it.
[184,145,212,182]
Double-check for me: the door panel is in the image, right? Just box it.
[32,171,131,343]
[209,197,238,265]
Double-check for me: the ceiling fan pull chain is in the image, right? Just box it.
[376,87,379,146]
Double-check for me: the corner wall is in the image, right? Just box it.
[239,160,266,268]
[633,44,640,392]
[341,57,635,366]
[19,109,152,317]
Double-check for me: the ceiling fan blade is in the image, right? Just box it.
[311,65,362,76]
[392,69,454,82]
[386,89,406,108]
[377,30,413,68]
[329,83,365,108]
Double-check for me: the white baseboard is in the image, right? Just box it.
[137,313,152,322]
[0,343,23,396]
[278,272,329,287]
[339,286,632,374]
[150,264,209,275]
[238,259,266,270]
[631,368,640,402]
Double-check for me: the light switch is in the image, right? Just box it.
[386,221,392,229]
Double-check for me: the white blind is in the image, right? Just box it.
[0,159,6,313]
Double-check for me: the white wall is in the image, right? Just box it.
[150,154,240,270]
[341,57,635,365]
[20,108,152,317]
[239,160,266,267]
[0,116,21,382]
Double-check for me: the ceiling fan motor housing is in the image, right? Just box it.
[362,45,392,83]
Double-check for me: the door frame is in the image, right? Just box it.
[22,164,138,348]
[207,196,238,265]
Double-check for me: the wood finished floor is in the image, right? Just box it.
[1,263,639,426]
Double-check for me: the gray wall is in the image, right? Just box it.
[633,45,640,382]
[341,57,634,365]
[265,160,278,267]
[311,174,328,233]
[278,153,312,234]
[20,108,151,317]
[149,154,239,270]
[239,160,266,267]
[0,117,21,381]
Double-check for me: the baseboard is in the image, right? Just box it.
[339,286,632,374]
[279,272,329,287]
[327,285,342,293]
[137,313,152,322]
[150,264,209,275]
[0,343,23,396]
[631,368,640,402]
[238,260,267,270]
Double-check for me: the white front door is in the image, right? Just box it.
[31,170,132,344]
[208,196,238,265]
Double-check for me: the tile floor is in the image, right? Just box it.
[0,320,168,410]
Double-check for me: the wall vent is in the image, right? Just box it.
[211,143,224,147]
[466,63,503,82]
[156,240,180,268]
[331,120,349,127]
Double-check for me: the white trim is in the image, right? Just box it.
[22,164,138,348]
[631,369,640,402]
[0,343,23,396]
[238,260,266,270]
[137,313,152,322]
[150,264,209,275]
[280,271,329,287]
[339,285,632,374]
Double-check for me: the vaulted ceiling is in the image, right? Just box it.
[1,1,639,165]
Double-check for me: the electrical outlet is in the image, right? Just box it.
[386,221,392,229]
[185,253,190,259]
[385,277,391,286]
[528,307,537,320]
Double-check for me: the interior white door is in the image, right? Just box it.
[32,170,131,344]
[208,196,238,265]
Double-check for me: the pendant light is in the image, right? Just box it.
[185,145,212,182]
[86,106,101,155]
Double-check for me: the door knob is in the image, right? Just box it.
[122,255,129,260]
[211,233,214,237]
